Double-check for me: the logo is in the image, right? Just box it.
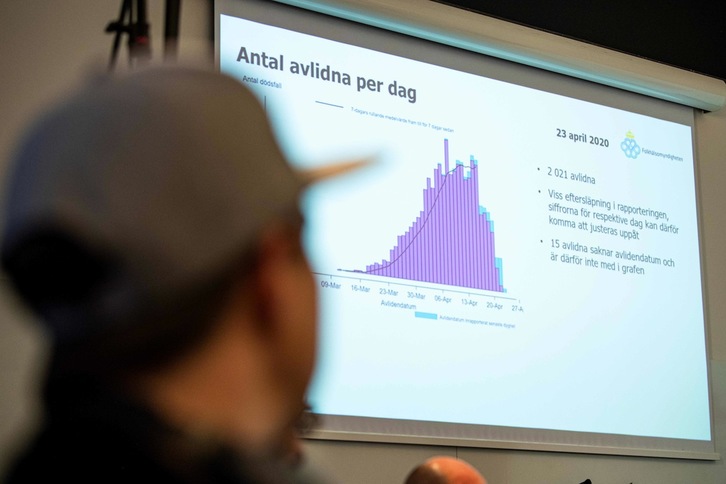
[620,130,641,159]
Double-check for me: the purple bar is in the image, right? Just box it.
[456,164,464,286]
[444,139,449,169]
[487,228,494,290]
[478,213,484,289]
[465,170,472,288]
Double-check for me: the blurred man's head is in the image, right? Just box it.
[405,456,487,484]
[0,66,355,455]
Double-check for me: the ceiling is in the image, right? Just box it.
[438,0,726,81]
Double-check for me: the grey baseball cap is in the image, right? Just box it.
[1,66,363,353]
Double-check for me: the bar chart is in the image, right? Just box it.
[354,139,504,292]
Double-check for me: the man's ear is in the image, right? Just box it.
[248,224,302,337]
[245,222,317,406]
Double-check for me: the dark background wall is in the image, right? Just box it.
[439,0,726,81]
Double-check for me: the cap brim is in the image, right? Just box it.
[297,157,375,186]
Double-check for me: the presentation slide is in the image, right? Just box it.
[219,14,710,442]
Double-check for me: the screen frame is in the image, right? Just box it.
[214,0,718,460]
[269,0,726,112]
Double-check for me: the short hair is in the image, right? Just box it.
[405,464,447,484]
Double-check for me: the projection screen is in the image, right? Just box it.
[215,0,717,460]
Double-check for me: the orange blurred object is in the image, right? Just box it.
[405,455,487,484]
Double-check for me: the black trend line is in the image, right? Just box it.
[357,163,473,274]
[315,100,344,108]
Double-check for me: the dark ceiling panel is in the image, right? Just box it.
[437,0,726,81]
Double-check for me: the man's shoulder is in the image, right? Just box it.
[5,419,175,483]
[5,418,330,484]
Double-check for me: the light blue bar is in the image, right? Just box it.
[415,311,438,320]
